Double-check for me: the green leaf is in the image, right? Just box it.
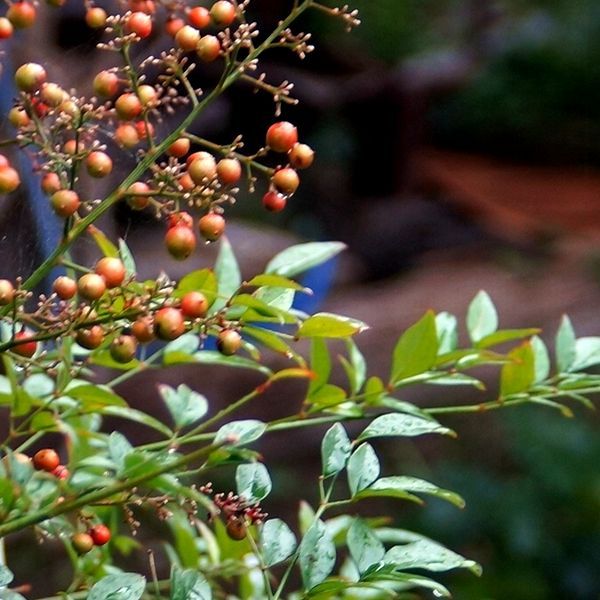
[500,342,535,397]
[175,269,218,305]
[384,539,481,576]
[347,443,380,496]
[170,567,212,600]
[0,565,14,587]
[435,312,458,354]
[191,351,272,376]
[88,573,146,600]
[475,328,541,349]
[247,274,309,291]
[164,333,200,356]
[298,500,315,536]
[244,326,302,362]
[99,406,173,437]
[355,476,465,508]
[215,420,266,447]
[299,519,336,590]
[108,431,133,471]
[531,335,550,383]
[298,313,368,338]
[88,225,119,258]
[254,286,296,312]
[232,294,295,323]
[347,518,385,574]
[266,242,346,278]
[555,315,576,373]
[213,236,241,312]
[118,237,137,277]
[159,384,208,429]
[361,569,451,598]
[235,463,271,503]
[358,414,454,442]
[343,339,367,395]
[308,384,347,409]
[466,291,498,343]
[261,518,297,567]
[308,338,331,396]
[571,337,600,371]
[22,373,54,398]
[321,423,352,478]
[390,311,438,384]
[67,384,127,408]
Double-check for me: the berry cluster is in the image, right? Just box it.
[71,524,111,555]
[200,482,268,541]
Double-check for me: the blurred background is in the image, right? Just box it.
[2,0,600,598]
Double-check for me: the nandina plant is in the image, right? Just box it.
[0,1,598,599]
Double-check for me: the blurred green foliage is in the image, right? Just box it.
[403,408,600,599]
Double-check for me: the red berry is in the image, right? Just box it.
[128,0,154,13]
[137,84,157,107]
[52,464,69,480]
[272,168,300,195]
[178,172,196,191]
[181,291,208,318]
[125,181,151,210]
[33,449,60,472]
[53,276,77,300]
[14,63,46,92]
[115,93,142,120]
[8,107,30,128]
[188,152,217,184]
[72,532,94,554]
[132,316,155,343]
[41,83,67,107]
[289,143,314,169]
[262,190,286,212]
[115,124,140,149]
[85,6,107,28]
[0,17,14,38]
[198,213,225,241]
[188,7,210,29]
[63,139,84,155]
[0,167,20,194]
[168,211,193,229]
[196,35,220,62]
[165,17,184,37]
[226,517,247,540]
[0,155,9,170]
[86,151,113,178]
[165,225,197,260]
[266,121,298,153]
[41,172,61,194]
[126,11,152,38]
[93,70,119,98]
[134,120,154,139]
[13,331,37,357]
[110,334,137,363]
[50,190,80,218]
[175,25,200,52]
[0,280,15,305]
[210,1,236,27]
[76,325,104,349]
[77,273,106,301]
[216,158,242,185]
[167,137,190,158]
[154,307,185,340]
[217,329,241,356]
[7,2,36,29]
[89,524,111,546]
[95,257,126,288]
